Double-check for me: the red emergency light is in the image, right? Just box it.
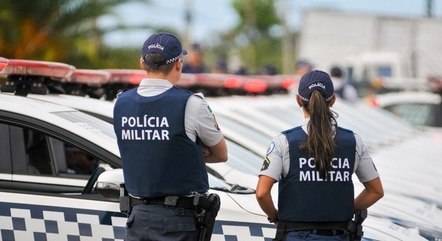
[224,76,243,90]
[70,69,111,86]
[0,57,8,71]
[106,69,147,86]
[177,73,197,88]
[1,59,75,80]
[242,78,268,94]
[280,76,297,90]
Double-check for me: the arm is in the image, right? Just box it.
[256,175,278,222]
[354,177,384,210]
[185,95,228,163]
[203,138,227,163]
[353,134,384,210]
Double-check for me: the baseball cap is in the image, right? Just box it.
[298,70,334,102]
[141,33,187,67]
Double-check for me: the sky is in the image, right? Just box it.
[101,0,442,47]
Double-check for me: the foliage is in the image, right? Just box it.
[0,0,145,69]
[222,0,284,73]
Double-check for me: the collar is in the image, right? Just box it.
[139,78,173,87]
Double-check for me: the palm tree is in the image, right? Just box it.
[0,0,145,67]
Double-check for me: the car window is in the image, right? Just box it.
[0,123,12,173]
[8,123,106,178]
[385,103,440,127]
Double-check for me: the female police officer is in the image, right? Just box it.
[114,33,227,241]
[256,70,383,241]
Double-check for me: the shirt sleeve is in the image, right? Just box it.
[259,134,287,182]
[185,94,224,147]
[354,133,380,183]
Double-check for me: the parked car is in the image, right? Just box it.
[0,59,432,240]
[367,91,442,128]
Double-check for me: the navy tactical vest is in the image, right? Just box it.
[279,126,356,222]
[113,86,208,198]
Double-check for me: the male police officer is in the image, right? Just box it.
[113,32,228,241]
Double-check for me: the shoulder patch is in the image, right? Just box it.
[266,141,275,156]
[261,157,271,171]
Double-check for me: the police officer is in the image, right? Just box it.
[113,32,228,241]
[256,70,384,241]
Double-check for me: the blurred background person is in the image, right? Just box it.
[259,63,279,75]
[212,59,228,73]
[183,43,208,73]
[330,65,359,102]
[294,59,313,77]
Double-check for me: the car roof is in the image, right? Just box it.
[375,91,442,106]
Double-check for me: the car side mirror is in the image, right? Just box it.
[96,168,124,201]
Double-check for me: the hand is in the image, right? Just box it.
[267,211,279,224]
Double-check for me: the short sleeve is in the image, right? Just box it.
[354,134,380,183]
[259,134,288,182]
[185,94,224,147]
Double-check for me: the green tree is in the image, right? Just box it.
[0,0,147,68]
[223,0,283,73]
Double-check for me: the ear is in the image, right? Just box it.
[329,95,336,107]
[296,95,303,107]
[175,58,183,71]
[140,58,147,70]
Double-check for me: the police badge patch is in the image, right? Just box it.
[266,141,275,156]
[261,157,271,171]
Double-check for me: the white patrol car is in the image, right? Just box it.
[0,93,280,241]
[0,59,430,240]
[0,61,261,191]
[367,91,442,128]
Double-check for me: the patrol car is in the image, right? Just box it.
[367,91,442,128]
[1,81,432,241]
[0,60,264,191]
[13,88,441,239]
[0,59,432,240]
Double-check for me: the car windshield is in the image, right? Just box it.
[216,113,271,146]
[208,173,254,194]
[226,140,263,175]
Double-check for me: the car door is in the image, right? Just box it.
[0,118,127,240]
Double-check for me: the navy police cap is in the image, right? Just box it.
[298,70,334,102]
[141,33,187,67]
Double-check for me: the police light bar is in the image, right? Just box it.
[195,73,268,95]
[69,69,111,86]
[176,73,197,88]
[1,59,75,80]
[106,69,147,86]
[195,73,237,88]
[249,74,297,94]
[0,57,8,72]
[242,78,268,94]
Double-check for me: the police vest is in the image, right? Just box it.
[113,86,208,198]
[279,126,356,222]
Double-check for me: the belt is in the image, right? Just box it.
[129,196,197,210]
[299,229,346,236]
